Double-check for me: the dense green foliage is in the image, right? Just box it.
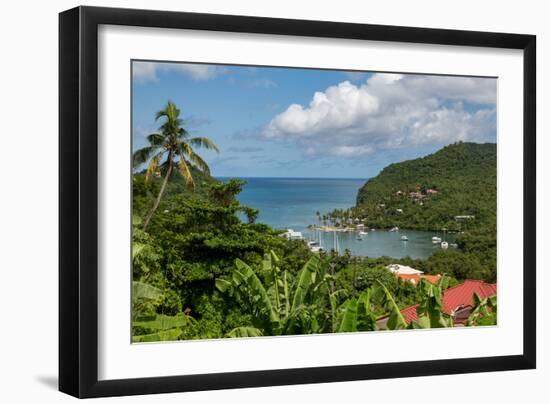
[131,103,496,342]
[355,142,496,231]
[132,175,316,340]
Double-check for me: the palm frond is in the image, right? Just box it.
[181,145,210,175]
[133,145,160,167]
[178,127,190,139]
[156,101,180,121]
[145,152,164,182]
[177,158,195,188]
[146,133,165,146]
[160,119,183,134]
[189,136,220,153]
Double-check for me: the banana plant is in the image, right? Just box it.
[375,280,408,330]
[131,281,195,342]
[337,288,377,332]
[466,293,497,326]
[216,250,329,336]
[226,327,264,338]
[132,281,164,320]
[409,276,453,329]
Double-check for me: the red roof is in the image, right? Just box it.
[399,280,497,324]
[400,305,419,323]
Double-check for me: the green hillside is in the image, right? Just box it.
[355,142,496,232]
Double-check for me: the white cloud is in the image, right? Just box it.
[133,61,224,82]
[249,78,277,89]
[332,145,373,157]
[262,73,496,157]
[227,146,264,153]
[264,81,379,138]
[367,73,404,85]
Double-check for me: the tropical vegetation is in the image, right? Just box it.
[131,103,497,342]
[133,101,219,229]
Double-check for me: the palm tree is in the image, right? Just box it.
[133,101,219,229]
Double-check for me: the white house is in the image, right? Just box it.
[281,229,304,240]
[386,264,424,275]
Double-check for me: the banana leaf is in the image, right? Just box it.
[227,327,263,338]
[376,281,407,330]
[291,255,320,311]
[356,289,377,331]
[409,316,431,329]
[132,243,146,261]
[234,258,280,325]
[415,278,453,328]
[215,278,232,293]
[133,313,195,331]
[132,328,182,343]
[132,281,163,301]
[466,292,497,326]
[338,299,358,332]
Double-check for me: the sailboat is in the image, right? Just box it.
[440,228,448,249]
[307,227,324,252]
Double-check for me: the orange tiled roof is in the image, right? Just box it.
[396,273,441,285]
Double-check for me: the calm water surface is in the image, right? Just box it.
[220,177,454,259]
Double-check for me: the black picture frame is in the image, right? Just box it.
[59,5,536,398]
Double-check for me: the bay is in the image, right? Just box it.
[219,177,454,259]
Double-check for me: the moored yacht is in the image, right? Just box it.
[281,229,304,240]
[307,240,323,252]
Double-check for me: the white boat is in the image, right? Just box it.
[441,241,449,249]
[333,231,340,253]
[389,226,399,232]
[359,231,368,236]
[307,240,323,252]
[281,229,304,240]
[401,235,409,241]
[432,236,442,244]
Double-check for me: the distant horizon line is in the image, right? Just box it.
[215,176,369,180]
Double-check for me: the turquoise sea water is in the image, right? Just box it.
[220,177,454,259]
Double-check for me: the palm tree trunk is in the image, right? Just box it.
[142,158,173,230]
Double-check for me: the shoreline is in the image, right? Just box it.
[307,224,462,234]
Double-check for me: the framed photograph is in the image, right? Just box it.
[59,6,536,398]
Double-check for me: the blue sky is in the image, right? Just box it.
[132,61,496,179]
